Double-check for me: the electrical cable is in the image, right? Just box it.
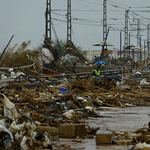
[51,0,149,46]
[107,6,125,16]
[77,0,103,5]
[52,11,66,17]
[52,10,104,24]
[73,0,103,15]
[52,9,128,12]
[72,16,103,23]
[106,0,130,9]
[52,17,103,27]
[71,27,77,45]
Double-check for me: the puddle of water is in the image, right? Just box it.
[60,107,150,150]
[59,138,133,150]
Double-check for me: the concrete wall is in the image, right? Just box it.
[118,50,146,61]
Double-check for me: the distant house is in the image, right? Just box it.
[82,48,148,61]
[82,49,117,61]
[117,50,146,61]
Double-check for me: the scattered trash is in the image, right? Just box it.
[1,41,150,149]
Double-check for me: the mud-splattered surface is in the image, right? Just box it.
[60,106,150,150]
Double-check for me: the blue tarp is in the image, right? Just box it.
[145,68,149,72]
[60,88,68,94]
[96,61,107,65]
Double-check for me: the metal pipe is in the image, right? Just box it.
[0,35,14,59]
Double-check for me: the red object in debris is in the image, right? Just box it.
[86,129,92,132]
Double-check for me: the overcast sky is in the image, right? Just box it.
[0,0,150,52]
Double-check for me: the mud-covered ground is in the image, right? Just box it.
[60,106,150,150]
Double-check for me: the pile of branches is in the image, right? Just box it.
[64,41,88,63]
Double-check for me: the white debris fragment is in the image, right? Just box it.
[0,120,14,142]
[85,106,96,113]
[0,93,20,121]
[124,103,134,106]
[116,81,120,87]
[134,142,150,150]
[63,110,75,119]
[76,95,87,102]
[107,95,113,97]
[34,121,41,126]
[9,121,24,134]
[114,93,119,97]
[140,79,149,86]
[21,136,28,150]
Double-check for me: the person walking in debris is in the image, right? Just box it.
[94,56,98,62]
[93,65,101,77]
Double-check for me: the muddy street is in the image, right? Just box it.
[60,106,150,150]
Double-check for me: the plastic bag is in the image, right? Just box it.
[9,121,24,134]
[63,110,75,119]
[0,94,20,121]
[140,79,149,86]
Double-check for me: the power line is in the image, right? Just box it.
[51,0,149,46]
[72,16,103,23]
[107,6,125,16]
[131,10,150,12]
[77,0,103,5]
[129,11,150,22]
[52,11,125,26]
[52,17,103,27]
[58,12,148,33]
[106,0,130,9]
[52,1,150,31]
[130,6,150,8]
[71,27,77,45]
[73,0,103,15]
[52,11,66,17]
[52,9,126,12]
[129,12,149,27]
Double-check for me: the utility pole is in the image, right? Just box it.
[124,10,129,58]
[132,48,134,60]
[120,31,122,60]
[137,19,141,61]
[144,40,146,60]
[129,33,130,57]
[137,19,140,47]
[67,0,72,42]
[147,24,150,58]
[103,0,107,43]
[101,28,110,60]
[45,0,51,40]
[140,36,142,60]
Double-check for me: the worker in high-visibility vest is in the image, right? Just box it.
[93,65,101,77]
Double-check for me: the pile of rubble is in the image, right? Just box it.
[1,40,150,149]
[0,64,150,149]
[61,54,89,68]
